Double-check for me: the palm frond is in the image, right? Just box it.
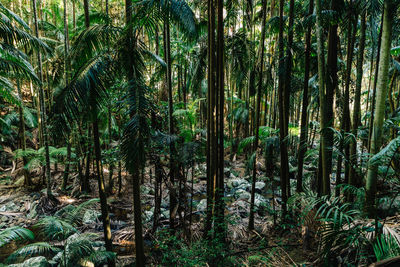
[34,216,78,241]
[6,242,60,263]
[0,227,34,248]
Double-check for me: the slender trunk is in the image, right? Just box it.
[336,10,357,196]
[277,0,288,217]
[249,0,267,230]
[164,16,177,230]
[282,0,294,198]
[32,0,52,197]
[83,0,90,28]
[348,11,366,191]
[125,0,145,264]
[205,0,216,238]
[17,81,31,186]
[316,0,336,196]
[214,0,225,238]
[366,1,394,218]
[368,13,384,153]
[83,127,92,192]
[93,119,114,264]
[297,0,313,192]
[62,138,72,191]
[72,0,76,30]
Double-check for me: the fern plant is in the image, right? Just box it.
[2,199,115,266]
[14,146,76,171]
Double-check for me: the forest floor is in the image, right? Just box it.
[0,154,319,266]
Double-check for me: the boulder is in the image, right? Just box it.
[144,210,153,222]
[0,202,18,212]
[227,178,249,189]
[196,199,207,212]
[83,210,101,224]
[255,182,266,191]
[234,189,251,201]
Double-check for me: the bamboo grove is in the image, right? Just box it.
[1,0,400,265]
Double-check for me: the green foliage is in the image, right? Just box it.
[1,199,114,266]
[369,136,400,167]
[0,227,34,248]
[155,230,236,266]
[14,146,76,171]
[6,242,61,263]
[373,234,400,261]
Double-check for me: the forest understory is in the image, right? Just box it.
[0,152,319,266]
[1,0,400,266]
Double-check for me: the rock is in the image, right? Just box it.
[161,209,169,219]
[255,182,266,191]
[1,216,8,222]
[27,202,38,219]
[144,210,153,222]
[0,202,19,212]
[234,200,250,218]
[224,167,230,176]
[234,189,251,200]
[83,210,101,224]
[141,186,151,195]
[254,193,267,209]
[8,256,49,267]
[196,199,207,212]
[14,176,25,186]
[227,178,249,189]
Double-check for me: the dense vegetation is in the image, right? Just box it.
[1,0,400,266]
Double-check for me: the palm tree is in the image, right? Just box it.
[297,0,314,193]
[277,0,289,216]
[366,0,396,217]
[32,0,52,198]
[348,10,366,192]
[249,0,267,231]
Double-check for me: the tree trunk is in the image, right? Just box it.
[83,0,90,28]
[277,0,288,217]
[62,138,72,191]
[336,9,357,197]
[205,0,216,238]
[348,11,366,191]
[214,0,225,238]
[296,0,313,193]
[32,0,52,197]
[125,0,145,264]
[164,15,177,230]
[17,80,31,186]
[249,0,267,230]
[366,0,394,218]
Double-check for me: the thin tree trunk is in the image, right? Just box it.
[297,0,313,193]
[348,11,366,191]
[277,0,288,217]
[249,0,267,230]
[17,80,31,186]
[368,13,384,153]
[205,0,216,238]
[214,0,225,238]
[164,15,177,230]
[62,138,72,191]
[32,0,52,197]
[336,9,357,196]
[125,0,145,264]
[366,0,394,218]
[83,0,90,28]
